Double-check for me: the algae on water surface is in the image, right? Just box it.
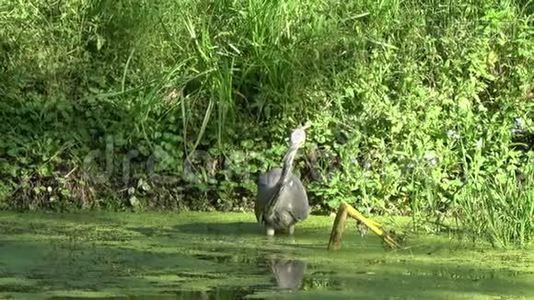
[0,212,533,299]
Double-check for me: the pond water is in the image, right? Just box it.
[0,212,533,299]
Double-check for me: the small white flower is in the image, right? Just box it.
[475,139,483,149]
[362,160,372,170]
[424,151,439,166]
[511,117,525,135]
[513,117,524,129]
[446,129,461,140]
[402,160,416,173]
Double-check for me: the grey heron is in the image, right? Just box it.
[255,124,310,236]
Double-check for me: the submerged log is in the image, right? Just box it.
[327,202,349,250]
[328,202,400,250]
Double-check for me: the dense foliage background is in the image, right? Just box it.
[0,0,532,245]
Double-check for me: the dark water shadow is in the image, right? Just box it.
[171,221,263,236]
[49,287,259,300]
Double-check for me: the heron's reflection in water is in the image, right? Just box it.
[267,256,307,291]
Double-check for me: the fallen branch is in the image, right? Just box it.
[328,201,400,250]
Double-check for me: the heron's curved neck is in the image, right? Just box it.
[278,145,299,186]
[263,145,300,221]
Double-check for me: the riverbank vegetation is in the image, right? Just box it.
[0,0,532,246]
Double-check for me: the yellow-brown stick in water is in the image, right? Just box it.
[328,202,400,250]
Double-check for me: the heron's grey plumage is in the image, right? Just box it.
[255,125,310,235]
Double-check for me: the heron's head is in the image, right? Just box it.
[289,123,310,148]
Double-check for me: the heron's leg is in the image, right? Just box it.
[288,225,295,235]
[266,226,275,236]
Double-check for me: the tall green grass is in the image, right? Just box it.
[0,0,533,245]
